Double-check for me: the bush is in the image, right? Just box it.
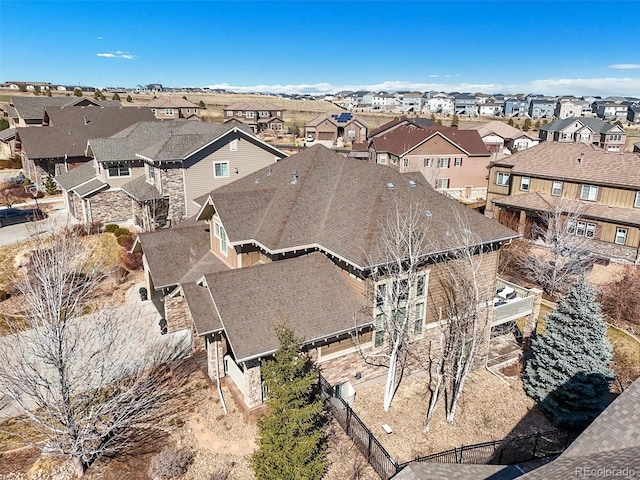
[113,227,132,238]
[147,447,194,480]
[116,234,134,247]
[104,224,119,233]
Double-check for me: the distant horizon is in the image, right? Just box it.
[2,1,639,98]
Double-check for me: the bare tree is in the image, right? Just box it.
[359,201,431,411]
[523,198,595,297]
[424,210,493,429]
[0,228,189,477]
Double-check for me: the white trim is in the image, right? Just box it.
[213,161,229,178]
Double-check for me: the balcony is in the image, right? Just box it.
[492,278,535,326]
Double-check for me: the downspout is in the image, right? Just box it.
[214,335,228,414]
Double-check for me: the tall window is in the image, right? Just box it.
[496,172,510,186]
[454,157,463,167]
[436,178,450,189]
[374,313,385,347]
[379,153,387,165]
[214,161,229,178]
[615,228,627,245]
[438,157,450,168]
[214,221,228,255]
[552,180,563,196]
[403,158,409,167]
[423,158,432,167]
[520,176,530,191]
[416,275,425,297]
[414,302,425,335]
[229,139,238,151]
[580,184,599,201]
[635,191,640,208]
[375,283,386,308]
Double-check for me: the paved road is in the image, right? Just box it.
[0,197,79,247]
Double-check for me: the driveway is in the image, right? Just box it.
[0,197,79,247]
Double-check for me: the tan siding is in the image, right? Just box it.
[183,135,282,217]
[600,187,636,208]
[101,164,145,188]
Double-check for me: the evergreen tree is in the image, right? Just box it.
[251,324,327,480]
[523,277,613,429]
[199,100,206,109]
[112,93,121,101]
[73,87,83,97]
[523,118,532,131]
[507,118,515,126]
[44,175,60,195]
[126,95,133,103]
[451,114,460,126]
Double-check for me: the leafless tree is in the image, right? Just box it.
[522,198,595,297]
[424,209,493,429]
[0,228,189,477]
[358,201,432,411]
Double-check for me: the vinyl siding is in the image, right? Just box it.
[183,135,284,217]
[99,163,145,188]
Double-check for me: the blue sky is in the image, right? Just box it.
[1,0,639,97]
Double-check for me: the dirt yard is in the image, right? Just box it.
[350,369,556,465]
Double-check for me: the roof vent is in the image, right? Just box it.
[83,115,89,125]
[408,180,416,187]
[425,210,432,218]
[386,182,394,190]
[578,152,584,163]
[291,169,298,185]
[268,165,272,176]
[445,227,452,237]
[255,178,260,184]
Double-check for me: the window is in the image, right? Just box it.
[635,191,640,208]
[615,228,627,245]
[107,165,130,177]
[438,157,450,168]
[219,225,227,254]
[403,158,409,168]
[580,184,599,201]
[165,108,173,115]
[567,220,596,238]
[379,153,387,165]
[436,178,449,189]
[214,161,229,178]
[496,172,510,186]
[236,110,243,116]
[347,129,356,139]
[226,110,233,117]
[520,176,530,191]
[374,313,385,347]
[552,180,563,196]
[147,164,155,184]
[375,283,386,308]
[610,134,622,141]
[416,275,425,297]
[245,111,255,118]
[454,157,463,167]
[151,108,156,114]
[586,223,596,238]
[423,158,432,167]
[229,139,238,151]
[414,302,425,335]
[561,132,572,141]
[607,146,620,152]
[391,156,398,165]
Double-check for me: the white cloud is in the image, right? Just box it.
[202,77,639,97]
[96,52,135,60]
[609,64,640,70]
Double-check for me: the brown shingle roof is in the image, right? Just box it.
[470,120,538,141]
[505,143,640,189]
[16,107,156,159]
[371,125,489,157]
[203,252,367,362]
[145,97,199,109]
[223,101,282,111]
[203,145,517,269]
[181,282,221,335]
[492,191,640,227]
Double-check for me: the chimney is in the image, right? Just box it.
[578,152,584,163]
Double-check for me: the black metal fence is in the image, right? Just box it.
[402,429,572,467]
[318,374,401,480]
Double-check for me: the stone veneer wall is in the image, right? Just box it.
[244,359,264,409]
[88,190,133,224]
[206,333,226,381]
[164,296,191,333]
[71,194,83,220]
[160,167,186,225]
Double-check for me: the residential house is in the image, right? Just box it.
[401,92,424,113]
[145,97,200,119]
[539,117,626,152]
[17,106,156,186]
[554,97,591,119]
[134,145,519,419]
[454,94,477,116]
[486,142,640,262]
[7,96,121,127]
[55,120,287,230]
[304,112,368,147]
[595,101,628,121]
[426,93,454,115]
[477,102,503,117]
[222,102,284,134]
[504,97,528,118]
[371,93,398,111]
[627,105,640,124]
[469,121,539,154]
[528,99,555,119]
[0,128,16,159]
[368,124,491,202]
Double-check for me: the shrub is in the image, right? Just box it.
[147,447,194,480]
[104,224,119,233]
[113,227,132,238]
[119,246,142,271]
[116,234,134,247]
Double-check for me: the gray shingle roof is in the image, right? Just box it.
[393,462,523,480]
[181,281,221,335]
[203,252,368,362]
[120,175,163,201]
[0,128,16,142]
[16,107,156,159]
[72,178,108,198]
[55,161,98,190]
[203,145,517,269]
[10,96,121,121]
[540,116,623,134]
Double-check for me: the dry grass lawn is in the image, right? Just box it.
[351,369,555,464]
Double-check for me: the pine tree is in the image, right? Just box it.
[451,114,460,126]
[251,324,327,480]
[523,277,613,429]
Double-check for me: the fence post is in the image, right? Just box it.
[346,406,351,435]
[368,430,372,461]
